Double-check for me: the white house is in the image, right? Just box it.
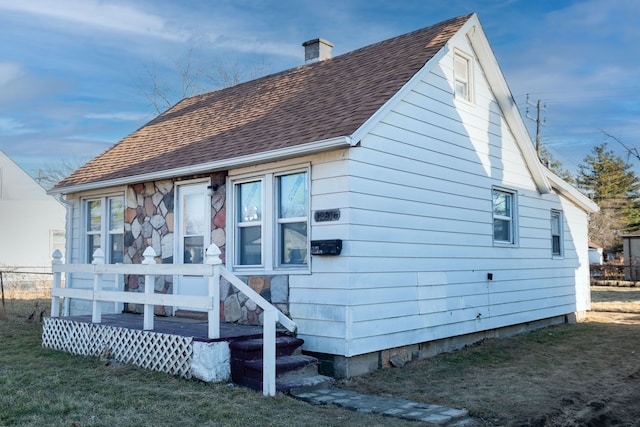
[48,14,597,379]
[0,150,66,269]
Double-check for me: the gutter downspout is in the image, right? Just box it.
[54,193,73,315]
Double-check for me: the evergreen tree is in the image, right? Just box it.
[577,143,640,252]
[539,145,574,183]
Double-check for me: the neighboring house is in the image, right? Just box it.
[589,241,604,265]
[50,14,598,378]
[0,150,66,269]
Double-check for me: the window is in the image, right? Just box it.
[492,189,516,244]
[233,170,309,269]
[454,52,471,101]
[84,196,124,263]
[50,230,65,259]
[551,210,563,256]
[277,172,308,265]
[237,180,263,266]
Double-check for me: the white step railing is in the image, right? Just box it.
[49,243,296,396]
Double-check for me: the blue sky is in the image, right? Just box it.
[0,0,638,181]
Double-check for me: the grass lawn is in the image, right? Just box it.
[2,286,639,426]
[341,286,640,425]
[0,320,416,427]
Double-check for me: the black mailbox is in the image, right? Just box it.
[310,239,342,256]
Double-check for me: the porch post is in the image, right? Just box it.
[205,244,222,339]
[263,307,277,396]
[142,247,157,331]
[50,250,63,317]
[91,248,105,324]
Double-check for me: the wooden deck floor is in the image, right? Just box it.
[62,313,272,343]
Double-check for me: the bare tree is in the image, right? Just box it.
[34,158,86,190]
[140,49,268,114]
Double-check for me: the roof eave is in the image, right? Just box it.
[545,169,599,213]
[48,135,352,195]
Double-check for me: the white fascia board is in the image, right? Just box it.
[464,15,552,195]
[350,44,451,144]
[48,136,351,195]
[545,169,599,213]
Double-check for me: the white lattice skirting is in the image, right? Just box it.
[42,317,193,379]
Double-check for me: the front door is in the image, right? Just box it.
[174,182,210,312]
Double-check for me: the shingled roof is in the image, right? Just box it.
[54,14,472,192]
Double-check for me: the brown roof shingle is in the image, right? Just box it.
[55,14,471,190]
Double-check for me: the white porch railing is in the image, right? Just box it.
[49,244,296,396]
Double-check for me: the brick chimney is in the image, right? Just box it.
[302,38,333,62]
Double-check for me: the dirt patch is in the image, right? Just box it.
[341,288,640,426]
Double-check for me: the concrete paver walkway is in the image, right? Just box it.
[291,386,476,426]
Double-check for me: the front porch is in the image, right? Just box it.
[42,313,284,384]
[44,244,302,396]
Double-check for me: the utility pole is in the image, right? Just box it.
[526,95,546,160]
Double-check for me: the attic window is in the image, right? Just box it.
[454,51,472,101]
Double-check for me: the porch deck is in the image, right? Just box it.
[57,313,276,343]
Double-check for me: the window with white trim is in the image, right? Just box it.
[551,210,563,256]
[492,188,516,244]
[84,196,124,263]
[236,180,263,266]
[233,170,309,269]
[454,51,472,101]
[277,172,308,266]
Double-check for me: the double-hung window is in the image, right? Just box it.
[454,51,472,102]
[85,196,124,263]
[551,210,563,256]
[237,180,263,266]
[277,172,308,265]
[233,169,309,270]
[492,188,516,244]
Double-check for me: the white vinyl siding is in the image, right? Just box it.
[293,36,590,357]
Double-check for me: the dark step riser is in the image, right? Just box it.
[229,337,304,361]
[231,356,318,382]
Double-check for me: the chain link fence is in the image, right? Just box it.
[590,262,640,285]
[0,267,54,307]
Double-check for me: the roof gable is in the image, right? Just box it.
[0,150,52,201]
[53,14,472,192]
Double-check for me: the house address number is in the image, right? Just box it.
[314,209,340,222]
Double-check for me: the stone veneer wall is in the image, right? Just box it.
[221,275,290,325]
[119,172,290,322]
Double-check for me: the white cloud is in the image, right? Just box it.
[0,117,35,135]
[85,112,152,122]
[0,62,23,86]
[0,0,188,41]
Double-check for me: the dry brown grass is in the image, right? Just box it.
[590,285,640,313]
[340,286,640,426]
[4,285,640,426]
